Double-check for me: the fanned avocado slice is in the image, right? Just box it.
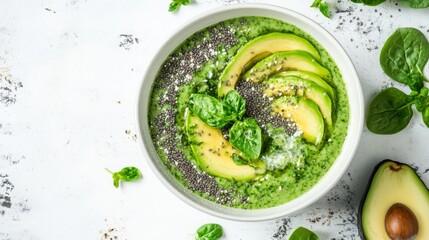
[185,110,266,181]
[275,70,336,102]
[271,96,325,146]
[217,32,321,97]
[359,160,429,240]
[242,51,331,83]
[264,76,333,132]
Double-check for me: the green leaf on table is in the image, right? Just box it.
[366,87,414,134]
[195,223,223,240]
[399,0,429,8]
[380,28,429,91]
[169,0,191,12]
[288,226,319,240]
[310,0,331,18]
[105,167,142,188]
[423,106,429,128]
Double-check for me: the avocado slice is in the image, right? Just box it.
[217,33,321,97]
[185,110,266,181]
[271,96,325,145]
[264,76,333,132]
[359,160,429,240]
[242,51,331,83]
[275,70,336,102]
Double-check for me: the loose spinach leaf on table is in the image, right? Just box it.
[223,90,246,120]
[229,118,262,159]
[310,0,331,18]
[400,0,429,8]
[380,28,429,91]
[288,226,319,240]
[169,0,191,12]
[188,93,236,128]
[105,167,142,188]
[195,223,223,240]
[367,88,414,134]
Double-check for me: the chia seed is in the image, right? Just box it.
[149,23,242,205]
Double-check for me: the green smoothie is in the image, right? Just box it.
[148,16,349,209]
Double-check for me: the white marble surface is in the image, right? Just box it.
[1,0,428,239]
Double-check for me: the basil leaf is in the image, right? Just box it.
[399,0,429,8]
[189,93,236,128]
[366,88,414,134]
[229,118,262,159]
[380,28,429,91]
[359,0,386,6]
[310,0,331,18]
[118,167,142,181]
[223,90,246,120]
[288,227,319,240]
[196,223,223,240]
[232,153,247,166]
[423,106,429,128]
[106,167,142,188]
[168,0,191,12]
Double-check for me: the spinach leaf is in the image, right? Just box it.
[367,88,414,134]
[355,0,386,6]
[229,118,262,159]
[399,0,429,8]
[169,0,191,12]
[413,87,429,112]
[380,28,429,91]
[223,90,246,120]
[105,167,142,188]
[232,153,247,166]
[288,227,319,240]
[423,106,429,128]
[188,93,235,128]
[195,223,223,240]
[310,0,331,18]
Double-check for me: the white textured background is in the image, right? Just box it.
[1,0,428,239]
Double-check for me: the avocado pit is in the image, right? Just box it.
[385,203,418,240]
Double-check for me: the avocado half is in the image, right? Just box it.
[358,160,429,240]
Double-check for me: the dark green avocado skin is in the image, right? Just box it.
[358,159,429,240]
[358,159,391,240]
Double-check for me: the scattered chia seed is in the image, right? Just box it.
[236,80,297,135]
[0,174,14,215]
[271,218,292,240]
[0,67,23,107]
[149,23,242,205]
[118,34,139,50]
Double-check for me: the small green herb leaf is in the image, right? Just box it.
[229,118,262,159]
[310,0,331,18]
[106,167,142,188]
[288,226,319,240]
[223,90,246,120]
[188,93,236,128]
[380,28,429,91]
[366,88,414,134]
[169,0,191,12]
[195,223,223,240]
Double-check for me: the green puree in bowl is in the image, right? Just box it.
[148,16,349,209]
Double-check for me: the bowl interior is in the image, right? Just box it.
[137,4,364,221]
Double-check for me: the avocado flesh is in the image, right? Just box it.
[217,32,321,97]
[359,160,429,240]
[185,111,266,181]
[264,76,333,132]
[271,96,325,145]
[275,70,336,102]
[242,51,331,83]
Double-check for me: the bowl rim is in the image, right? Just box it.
[135,3,364,221]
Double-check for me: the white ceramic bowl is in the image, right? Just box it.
[136,4,364,221]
